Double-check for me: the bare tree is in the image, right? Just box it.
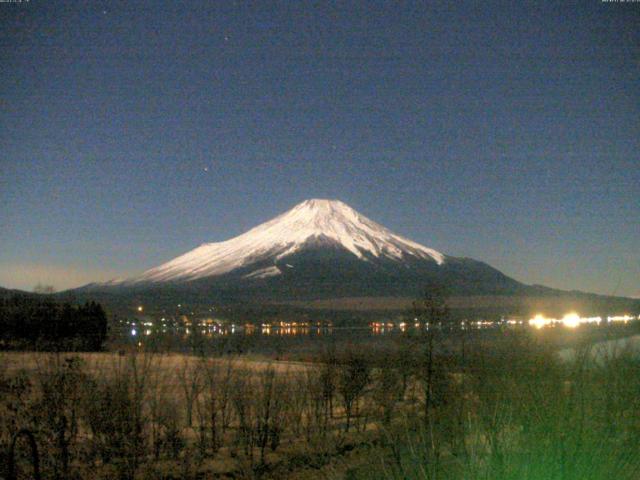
[373,359,403,426]
[413,282,451,432]
[253,365,287,465]
[34,355,87,479]
[301,367,329,445]
[320,346,338,421]
[81,350,154,479]
[230,368,255,462]
[177,357,203,428]
[201,356,235,454]
[284,371,308,438]
[337,349,371,432]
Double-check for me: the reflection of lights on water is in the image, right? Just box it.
[580,316,602,325]
[125,312,638,339]
[371,313,637,333]
[529,313,605,329]
[473,320,494,328]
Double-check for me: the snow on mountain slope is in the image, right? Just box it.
[122,199,445,284]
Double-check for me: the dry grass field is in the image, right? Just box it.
[0,348,388,479]
[1,330,640,479]
[0,351,312,376]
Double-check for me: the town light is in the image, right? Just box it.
[529,314,552,329]
[561,313,581,328]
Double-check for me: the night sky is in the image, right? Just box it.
[1,1,638,296]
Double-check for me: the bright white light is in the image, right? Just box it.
[531,313,605,329]
[137,306,143,312]
[582,316,602,325]
[131,328,137,336]
[561,313,580,328]
[529,314,553,329]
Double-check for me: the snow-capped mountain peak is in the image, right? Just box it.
[122,199,445,284]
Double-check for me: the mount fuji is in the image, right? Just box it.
[125,199,446,283]
[82,199,525,303]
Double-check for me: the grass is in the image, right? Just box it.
[1,328,639,479]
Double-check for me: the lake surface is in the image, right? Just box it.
[558,334,640,363]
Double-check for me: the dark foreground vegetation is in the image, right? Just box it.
[0,289,638,479]
[0,295,107,351]
[1,327,639,479]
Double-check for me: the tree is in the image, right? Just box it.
[337,348,371,432]
[177,358,202,428]
[373,356,403,425]
[412,282,452,431]
[33,284,56,295]
[254,366,287,465]
[0,296,108,350]
[35,356,87,479]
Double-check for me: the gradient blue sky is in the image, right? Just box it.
[1,1,638,296]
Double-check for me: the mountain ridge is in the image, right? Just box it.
[71,199,638,317]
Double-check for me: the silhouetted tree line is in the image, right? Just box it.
[0,295,107,350]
